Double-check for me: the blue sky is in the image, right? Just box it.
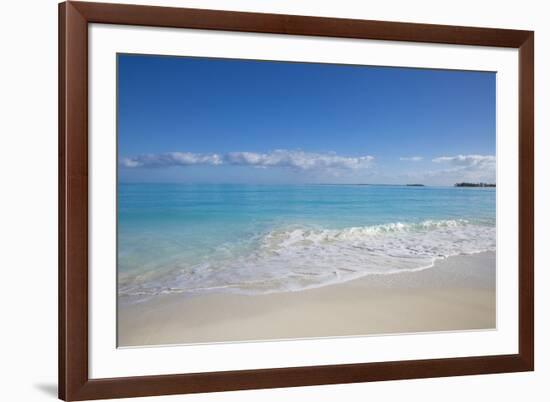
[118,54,496,185]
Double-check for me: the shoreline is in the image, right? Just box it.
[118,251,496,347]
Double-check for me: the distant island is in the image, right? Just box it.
[406,184,425,187]
[455,182,496,188]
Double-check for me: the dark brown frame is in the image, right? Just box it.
[59,1,534,400]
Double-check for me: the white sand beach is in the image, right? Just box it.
[118,251,496,347]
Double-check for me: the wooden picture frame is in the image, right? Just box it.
[59,1,534,400]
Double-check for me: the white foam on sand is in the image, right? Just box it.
[118,252,497,346]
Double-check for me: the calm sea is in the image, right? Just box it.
[118,184,496,299]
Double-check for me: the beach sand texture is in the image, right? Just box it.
[118,251,495,347]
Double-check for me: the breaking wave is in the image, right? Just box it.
[118,219,495,298]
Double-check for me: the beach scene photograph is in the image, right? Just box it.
[117,54,496,347]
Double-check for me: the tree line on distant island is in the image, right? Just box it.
[454,182,496,187]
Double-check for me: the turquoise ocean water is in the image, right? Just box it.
[118,184,496,299]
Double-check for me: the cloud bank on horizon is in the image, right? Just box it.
[122,150,375,171]
[423,154,496,184]
[432,154,495,168]
[121,150,496,185]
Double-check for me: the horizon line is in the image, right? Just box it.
[117,182,496,187]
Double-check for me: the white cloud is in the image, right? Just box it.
[121,152,223,168]
[122,150,374,171]
[225,150,373,170]
[428,154,496,184]
[432,154,495,168]
[399,156,423,162]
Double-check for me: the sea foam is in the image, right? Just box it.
[118,219,495,299]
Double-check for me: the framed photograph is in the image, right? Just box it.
[59,1,534,400]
